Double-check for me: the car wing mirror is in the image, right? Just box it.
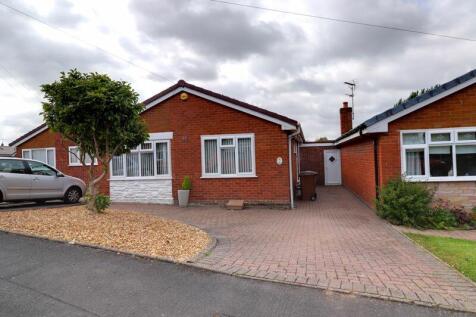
[56,172,65,177]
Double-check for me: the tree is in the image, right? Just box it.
[394,85,440,108]
[315,137,328,142]
[41,69,148,212]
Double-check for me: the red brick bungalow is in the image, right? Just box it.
[10,80,304,208]
[302,69,476,209]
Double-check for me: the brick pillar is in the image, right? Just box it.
[340,101,353,135]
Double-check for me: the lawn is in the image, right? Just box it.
[0,206,210,262]
[405,233,476,282]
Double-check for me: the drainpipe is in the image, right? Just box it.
[288,127,301,209]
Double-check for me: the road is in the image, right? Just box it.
[0,232,471,317]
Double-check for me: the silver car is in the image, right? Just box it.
[0,157,86,204]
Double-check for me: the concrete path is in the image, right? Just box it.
[114,186,476,312]
[0,232,472,317]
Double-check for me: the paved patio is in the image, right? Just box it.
[114,186,476,312]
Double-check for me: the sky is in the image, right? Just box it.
[0,0,475,144]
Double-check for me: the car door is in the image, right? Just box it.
[0,159,32,200]
[27,161,64,199]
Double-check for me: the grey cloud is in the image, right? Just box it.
[46,0,85,28]
[0,8,117,92]
[130,0,288,60]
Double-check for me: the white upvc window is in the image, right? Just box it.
[110,139,171,180]
[68,146,98,166]
[22,148,56,167]
[201,133,256,178]
[401,127,476,182]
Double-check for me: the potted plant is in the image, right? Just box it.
[178,176,191,207]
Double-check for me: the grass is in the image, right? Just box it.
[405,233,476,282]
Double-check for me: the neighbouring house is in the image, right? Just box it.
[9,80,303,207]
[8,69,476,209]
[0,144,15,157]
[301,69,476,210]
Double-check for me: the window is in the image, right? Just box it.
[22,148,55,167]
[401,128,476,181]
[201,134,255,178]
[27,161,57,176]
[0,159,27,174]
[111,140,171,178]
[68,146,97,166]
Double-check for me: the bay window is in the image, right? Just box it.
[22,148,55,167]
[111,140,171,178]
[401,127,476,181]
[201,134,255,178]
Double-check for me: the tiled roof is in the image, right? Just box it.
[336,68,476,141]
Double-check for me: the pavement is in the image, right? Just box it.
[0,232,473,317]
[113,186,476,312]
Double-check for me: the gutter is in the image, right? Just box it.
[288,127,301,209]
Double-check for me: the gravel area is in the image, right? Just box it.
[0,206,211,262]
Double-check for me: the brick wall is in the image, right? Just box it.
[15,130,109,195]
[140,93,293,205]
[378,83,476,208]
[15,93,294,206]
[299,146,335,185]
[340,138,376,206]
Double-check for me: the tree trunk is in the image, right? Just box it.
[85,169,107,213]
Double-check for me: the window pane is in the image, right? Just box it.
[126,152,140,176]
[156,142,168,175]
[429,146,453,177]
[47,150,55,167]
[141,142,152,150]
[28,161,56,176]
[431,133,450,142]
[69,147,80,164]
[112,155,124,176]
[402,132,425,145]
[141,152,154,176]
[221,147,236,174]
[204,140,218,174]
[221,138,234,146]
[238,138,252,173]
[405,149,425,176]
[456,145,476,176]
[0,160,27,174]
[31,149,47,163]
[22,150,31,159]
[458,131,476,141]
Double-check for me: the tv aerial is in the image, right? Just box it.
[344,80,356,119]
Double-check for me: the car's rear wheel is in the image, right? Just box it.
[64,187,82,204]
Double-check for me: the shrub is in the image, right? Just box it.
[93,194,111,213]
[426,208,457,230]
[181,176,192,190]
[433,199,474,226]
[376,178,433,227]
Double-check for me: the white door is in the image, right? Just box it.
[324,149,341,185]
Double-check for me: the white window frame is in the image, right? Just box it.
[201,133,256,178]
[109,136,172,181]
[68,146,98,166]
[401,127,476,182]
[22,147,56,167]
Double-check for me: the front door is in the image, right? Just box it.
[324,149,342,185]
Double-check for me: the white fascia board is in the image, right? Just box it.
[149,132,173,140]
[300,143,334,147]
[366,77,476,134]
[334,131,362,145]
[144,87,297,131]
[10,125,49,147]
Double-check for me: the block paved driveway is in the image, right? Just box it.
[114,186,476,312]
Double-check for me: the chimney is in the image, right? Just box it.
[340,101,353,135]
